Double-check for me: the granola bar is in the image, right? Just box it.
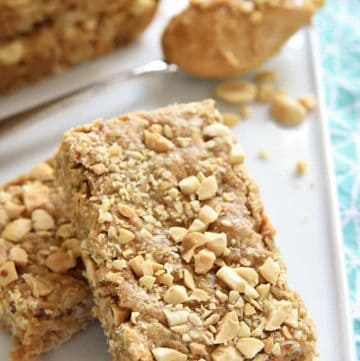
[0,161,93,361]
[0,0,129,39]
[56,100,316,361]
[0,0,158,94]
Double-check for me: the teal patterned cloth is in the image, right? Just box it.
[315,0,360,358]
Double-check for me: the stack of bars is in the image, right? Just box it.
[0,100,317,361]
[0,0,159,94]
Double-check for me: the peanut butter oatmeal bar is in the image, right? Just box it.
[162,0,323,78]
[0,161,93,361]
[56,100,316,361]
[0,0,158,94]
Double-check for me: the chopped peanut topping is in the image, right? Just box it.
[31,209,55,231]
[9,246,28,267]
[45,251,76,273]
[106,272,124,284]
[211,345,243,361]
[189,219,207,233]
[169,227,188,243]
[190,288,210,302]
[163,285,188,304]
[236,338,264,358]
[205,232,227,256]
[194,249,216,274]
[118,204,137,218]
[62,238,81,257]
[128,255,145,277]
[0,261,18,287]
[139,275,156,290]
[183,269,195,290]
[179,176,200,195]
[204,123,230,137]
[118,228,135,244]
[215,81,257,104]
[198,205,218,225]
[1,218,31,242]
[214,311,241,344]
[189,342,207,356]
[229,144,245,165]
[238,321,251,337]
[258,258,280,285]
[112,259,127,271]
[144,130,175,152]
[157,273,174,286]
[216,266,246,292]
[152,348,187,361]
[91,163,108,175]
[182,232,207,263]
[265,300,293,331]
[236,267,259,287]
[197,176,218,201]
[22,183,49,212]
[163,309,189,326]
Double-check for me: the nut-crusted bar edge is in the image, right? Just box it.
[162,0,323,78]
[0,160,93,361]
[0,0,158,94]
[0,0,130,40]
[56,100,317,361]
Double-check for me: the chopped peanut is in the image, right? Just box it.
[163,309,189,326]
[1,218,31,242]
[203,123,230,137]
[118,228,135,244]
[189,342,207,356]
[169,227,188,243]
[198,205,218,225]
[144,130,174,152]
[0,261,18,287]
[205,232,227,256]
[9,246,28,267]
[31,209,55,231]
[229,144,245,165]
[181,232,207,263]
[211,345,243,361]
[222,113,241,127]
[139,275,156,290]
[152,348,187,361]
[183,269,195,290]
[214,311,241,344]
[157,273,174,286]
[236,338,264,358]
[128,255,145,277]
[197,176,218,201]
[258,258,280,285]
[179,176,200,195]
[236,267,259,287]
[118,204,137,218]
[265,300,293,331]
[190,288,210,302]
[194,249,216,274]
[163,285,188,304]
[45,251,76,273]
[216,266,247,292]
[189,219,207,233]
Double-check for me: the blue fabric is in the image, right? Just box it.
[315,0,360,358]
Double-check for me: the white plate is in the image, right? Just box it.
[0,4,356,361]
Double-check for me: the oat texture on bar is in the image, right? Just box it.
[0,0,159,94]
[56,100,316,361]
[0,161,93,361]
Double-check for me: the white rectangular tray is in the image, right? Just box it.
[0,4,356,361]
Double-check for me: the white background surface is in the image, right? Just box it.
[0,1,355,360]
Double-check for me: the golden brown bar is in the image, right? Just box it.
[162,0,323,78]
[56,100,316,361]
[0,161,93,361]
[0,0,158,94]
